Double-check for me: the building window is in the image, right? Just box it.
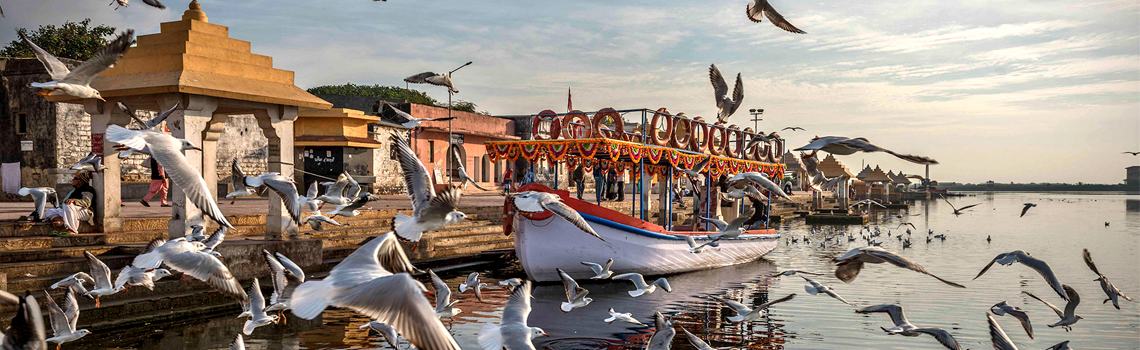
[15,113,28,135]
[428,141,435,163]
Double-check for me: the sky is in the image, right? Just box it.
[4,0,1139,184]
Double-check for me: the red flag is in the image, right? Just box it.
[567,87,573,112]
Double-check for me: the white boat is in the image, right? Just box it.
[509,186,780,282]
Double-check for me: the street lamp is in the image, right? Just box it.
[404,61,473,182]
[748,108,764,131]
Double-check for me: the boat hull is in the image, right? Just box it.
[514,212,780,282]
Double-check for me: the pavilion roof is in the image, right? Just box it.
[863,166,892,182]
[818,154,854,178]
[856,165,873,179]
[782,152,805,171]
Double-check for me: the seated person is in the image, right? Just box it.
[44,172,96,236]
[743,195,770,230]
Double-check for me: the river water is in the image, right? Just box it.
[89,192,1139,349]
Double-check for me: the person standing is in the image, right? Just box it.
[572,165,585,200]
[616,169,626,201]
[502,167,514,194]
[593,165,606,205]
[141,156,170,207]
[605,169,617,200]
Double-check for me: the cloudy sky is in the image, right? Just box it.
[5,0,1139,184]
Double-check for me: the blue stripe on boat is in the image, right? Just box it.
[577,212,780,241]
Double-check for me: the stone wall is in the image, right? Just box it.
[213,114,269,182]
[370,124,410,194]
[0,59,67,196]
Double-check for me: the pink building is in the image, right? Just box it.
[391,103,518,189]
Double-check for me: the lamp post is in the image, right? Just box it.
[446,61,473,182]
[748,108,764,131]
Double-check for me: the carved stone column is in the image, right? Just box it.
[255,105,297,240]
[84,100,131,233]
[165,95,219,238]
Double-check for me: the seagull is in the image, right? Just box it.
[681,235,720,253]
[359,321,402,350]
[50,273,93,298]
[301,213,343,231]
[858,304,963,350]
[511,191,605,242]
[744,134,776,154]
[201,227,226,254]
[115,238,173,291]
[645,312,676,350]
[390,132,467,246]
[701,211,753,240]
[613,273,672,297]
[988,312,1020,350]
[676,155,712,182]
[228,334,246,350]
[225,159,256,204]
[709,64,743,123]
[801,275,850,305]
[459,272,489,302]
[722,185,766,201]
[301,182,322,212]
[940,195,980,216]
[315,173,351,208]
[557,268,592,312]
[21,29,134,101]
[1083,248,1133,309]
[69,152,105,172]
[1123,151,1140,156]
[290,232,460,350]
[131,238,247,303]
[82,251,124,307]
[795,136,938,165]
[404,71,459,94]
[450,144,488,191]
[242,278,279,335]
[726,172,793,200]
[604,308,646,326]
[681,328,729,350]
[43,289,89,350]
[1046,341,1073,350]
[428,269,461,319]
[262,250,305,323]
[3,292,47,350]
[1020,203,1037,217]
[746,0,806,33]
[106,125,233,229]
[240,171,302,227]
[498,278,523,290]
[990,301,1033,339]
[710,293,795,322]
[117,102,180,130]
[381,102,455,128]
[1023,286,1082,331]
[782,126,805,131]
[772,270,821,277]
[975,250,1067,301]
[327,194,375,219]
[834,247,965,288]
[848,199,886,209]
[477,280,546,350]
[581,259,614,279]
[17,187,58,221]
[896,223,916,230]
[139,0,166,9]
[343,172,362,200]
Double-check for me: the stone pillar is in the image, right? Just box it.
[166,95,219,238]
[85,100,130,233]
[256,105,297,240]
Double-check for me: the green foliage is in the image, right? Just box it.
[307,83,439,106]
[450,100,488,115]
[0,19,117,61]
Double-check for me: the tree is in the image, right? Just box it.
[0,19,117,61]
[450,100,488,115]
[307,83,439,106]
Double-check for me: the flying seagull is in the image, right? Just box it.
[676,155,712,181]
[458,272,489,302]
[834,247,966,288]
[557,268,593,312]
[21,29,134,101]
[132,238,248,303]
[359,321,401,350]
[1083,249,1133,309]
[858,304,963,350]
[326,193,378,219]
[711,293,796,322]
[613,273,672,297]
[511,191,605,242]
[450,145,489,191]
[782,126,805,131]
[581,259,614,279]
[389,132,467,246]
[726,172,793,201]
[709,64,743,123]
[315,173,351,208]
[382,103,455,128]
[974,250,1067,301]
[82,251,124,307]
[1123,151,1140,156]
[428,269,461,318]
[1020,203,1036,217]
[990,301,1033,339]
[51,273,93,298]
[1023,286,1082,331]
[745,0,807,34]
[604,308,646,326]
[681,328,724,350]
[242,278,279,335]
[498,278,523,291]
[290,232,460,350]
[645,312,676,350]
[477,280,547,350]
[988,312,1020,350]
[700,211,753,240]
[940,195,981,216]
[70,152,105,173]
[1046,341,1073,350]
[115,238,173,291]
[301,213,343,231]
[224,159,256,204]
[117,102,180,130]
[772,270,821,277]
[795,136,938,165]
[262,250,305,323]
[17,187,58,221]
[801,275,850,305]
[43,288,90,349]
[106,125,233,229]
[229,334,246,350]
[244,172,303,227]
[404,72,459,94]
[4,292,47,350]
[681,235,721,253]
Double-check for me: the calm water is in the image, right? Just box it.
[89,192,1140,350]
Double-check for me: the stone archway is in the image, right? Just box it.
[447,144,466,179]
